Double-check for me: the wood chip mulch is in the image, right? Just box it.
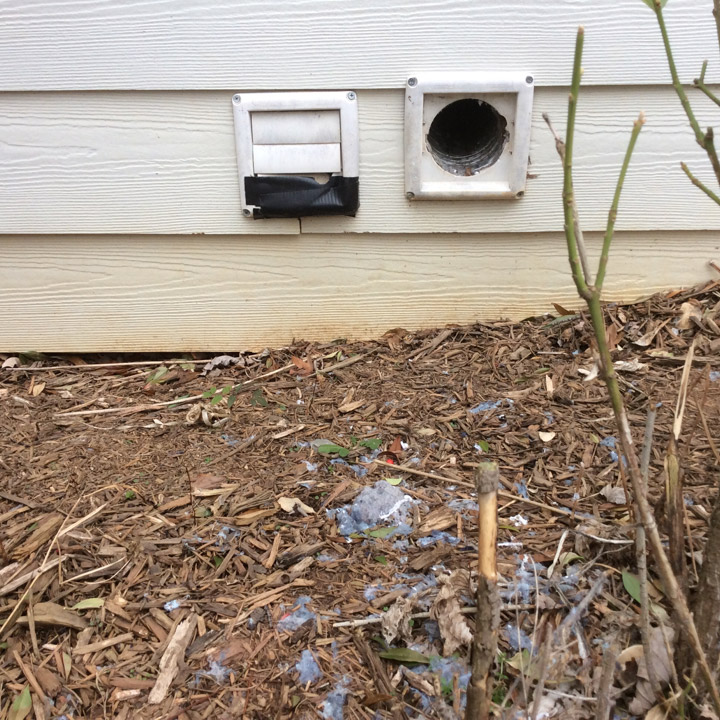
[1,280,720,719]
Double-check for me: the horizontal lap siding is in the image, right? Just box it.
[0,232,716,351]
[0,0,716,90]
[1,87,718,234]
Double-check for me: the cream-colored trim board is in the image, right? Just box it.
[0,232,716,352]
[0,0,715,90]
[1,87,717,235]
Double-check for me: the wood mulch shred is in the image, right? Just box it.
[1,282,720,718]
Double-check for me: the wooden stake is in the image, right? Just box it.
[466,462,500,720]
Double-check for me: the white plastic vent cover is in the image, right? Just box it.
[405,73,534,200]
[232,91,359,218]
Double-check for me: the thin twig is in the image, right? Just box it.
[595,113,645,291]
[331,603,538,629]
[4,358,211,372]
[372,459,590,519]
[594,639,618,720]
[681,162,720,205]
[639,405,660,696]
[552,24,720,713]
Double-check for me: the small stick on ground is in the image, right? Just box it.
[465,461,500,720]
[638,405,660,696]
[594,639,618,720]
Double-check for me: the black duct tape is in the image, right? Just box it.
[245,175,359,219]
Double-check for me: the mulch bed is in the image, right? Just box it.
[1,281,720,720]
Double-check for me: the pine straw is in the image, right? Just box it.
[1,281,719,719]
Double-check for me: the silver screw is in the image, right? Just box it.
[242,208,252,217]
[525,76,534,85]
[347,91,356,101]
[407,77,418,87]
[406,191,415,200]
[232,94,241,103]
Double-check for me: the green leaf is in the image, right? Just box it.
[378,648,430,665]
[367,526,397,539]
[180,362,195,371]
[124,490,136,500]
[202,387,217,399]
[317,444,349,457]
[559,551,583,566]
[210,392,225,407]
[0,641,7,649]
[374,555,388,565]
[476,439,490,453]
[9,686,32,720]
[359,438,383,450]
[227,394,237,409]
[622,570,641,604]
[506,649,532,672]
[213,555,224,568]
[385,477,403,486]
[72,597,105,610]
[640,0,668,8]
[147,365,169,383]
[250,388,268,407]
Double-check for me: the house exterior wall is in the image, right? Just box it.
[0,0,718,350]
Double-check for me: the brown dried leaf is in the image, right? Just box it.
[625,626,675,715]
[381,596,416,645]
[291,356,314,376]
[277,497,315,516]
[192,473,227,491]
[34,666,62,697]
[599,484,627,505]
[430,571,473,655]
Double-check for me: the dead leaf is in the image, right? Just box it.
[538,431,556,443]
[633,319,669,347]
[191,474,226,491]
[599,484,627,505]
[700,702,720,720]
[388,436,403,455]
[552,302,575,316]
[31,382,46,397]
[614,359,647,373]
[623,626,675,715]
[34,666,62,697]
[578,363,599,382]
[606,323,620,351]
[277,497,315,516]
[291,356,314,376]
[645,706,668,720]
[201,354,245,375]
[2,356,20,369]
[381,596,416,644]
[430,571,474,655]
